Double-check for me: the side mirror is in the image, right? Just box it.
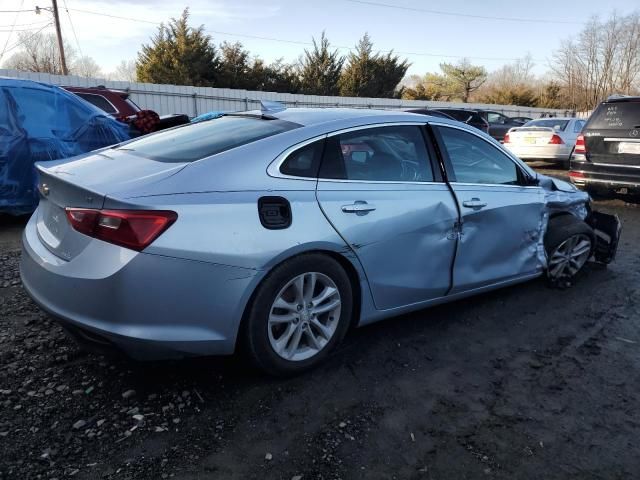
[350,151,369,163]
[524,175,540,186]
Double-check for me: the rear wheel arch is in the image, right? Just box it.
[236,249,363,351]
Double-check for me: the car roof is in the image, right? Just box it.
[605,95,640,103]
[528,117,575,121]
[242,107,429,127]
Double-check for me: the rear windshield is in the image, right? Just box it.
[588,102,640,130]
[525,119,569,130]
[115,115,300,162]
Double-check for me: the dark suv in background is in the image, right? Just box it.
[432,108,490,134]
[569,95,640,195]
[477,110,524,142]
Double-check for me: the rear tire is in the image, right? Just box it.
[243,254,353,376]
[545,216,594,285]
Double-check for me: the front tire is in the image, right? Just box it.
[243,254,353,376]
[545,216,594,285]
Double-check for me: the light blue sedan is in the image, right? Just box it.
[20,105,620,375]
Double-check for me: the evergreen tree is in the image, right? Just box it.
[217,41,253,89]
[136,9,219,86]
[299,32,344,95]
[439,59,487,102]
[339,34,409,98]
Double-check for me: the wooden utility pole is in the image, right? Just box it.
[51,0,68,75]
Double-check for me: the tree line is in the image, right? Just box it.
[2,9,639,110]
[134,9,410,98]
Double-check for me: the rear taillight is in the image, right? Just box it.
[65,208,177,251]
[503,133,511,143]
[569,171,585,178]
[574,134,586,154]
[548,134,564,145]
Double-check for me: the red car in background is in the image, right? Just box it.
[62,86,190,134]
[62,85,140,119]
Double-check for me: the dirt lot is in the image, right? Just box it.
[1,164,639,480]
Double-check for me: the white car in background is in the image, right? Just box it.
[503,117,586,167]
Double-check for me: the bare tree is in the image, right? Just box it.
[73,56,102,78]
[2,32,75,74]
[2,31,102,78]
[109,59,138,82]
[551,12,640,110]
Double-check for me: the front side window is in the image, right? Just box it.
[115,115,300,163]
[438,126,519,185]
[319,125,434,182]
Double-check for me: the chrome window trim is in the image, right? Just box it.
[325,121,429,137]
[449,182,540,189]
[430,121,540,188]
[268,121,445,184]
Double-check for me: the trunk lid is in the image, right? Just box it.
[35,149,186,260]
[508,127,557,145]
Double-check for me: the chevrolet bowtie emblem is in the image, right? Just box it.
[40,183,50,196]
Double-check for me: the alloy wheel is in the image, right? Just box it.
[548,233,592,279]
[268,272,342,362]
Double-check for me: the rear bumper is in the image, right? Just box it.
[20,212,259,360]
[569,159,640,190]
[506,144,571,160]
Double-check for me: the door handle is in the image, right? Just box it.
[462,198,487,209]
[342,201,376,214]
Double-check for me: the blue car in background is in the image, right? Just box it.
[20,105,620,375]
[0,78,130,215]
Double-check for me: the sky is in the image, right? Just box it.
[0,0,638,79]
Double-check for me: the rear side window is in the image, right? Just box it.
[76,93,117,114]
[280,140,324,177]
[588,102,640,129]
[573,120,586,133]
[319,125,434,182]
[115,116,300,163]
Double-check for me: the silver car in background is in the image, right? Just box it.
[504,117,586,167]
[20,106,620,375]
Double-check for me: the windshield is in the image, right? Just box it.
[115,115,300,162]
[524,119,569,130]
[588,101,640,129]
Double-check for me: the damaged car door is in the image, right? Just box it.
[433,125,546,294]
[316,124,459,310]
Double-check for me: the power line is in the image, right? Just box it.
[0,9,33,13]
[0,20,50,28]
[343,0,584,25]
[67,8,159,25]
[1,23,53,56]
[62,0,83,58]
[0,25,49,32]
[65,8,541,63]
[0,0,24,60]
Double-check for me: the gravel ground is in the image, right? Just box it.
[1,165,640,480]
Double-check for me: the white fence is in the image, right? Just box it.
[1,69,571,118]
